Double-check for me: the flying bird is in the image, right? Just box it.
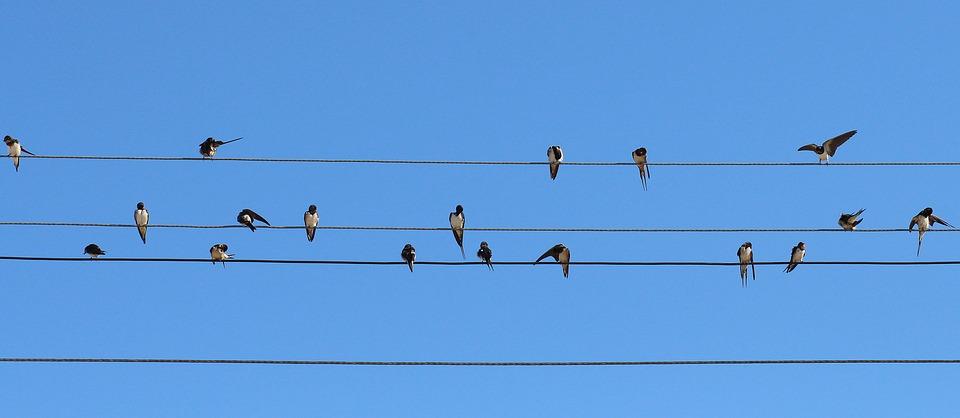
[199,137,243,158]
[401,244,416,272]
[784,242,806,273]
[536,243,570,278]
[84,244,106,258]
[909,207,954,256]
[632,147,651,190]
[737,242,755,286]
[237,208,270,232]
[477,241,494,271]
[449,205,466,258]
[4,135,35,172]
[797,130,857,164]
[134,202,149,244]
[547,145,563,180]
[838,209,865,231]
[209,243,233,266]
[304,204,319,242]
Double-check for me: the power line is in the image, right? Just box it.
[11,155,960,166]
[1,256,959,266]
[0,222,953,233]
[0,357,957,367]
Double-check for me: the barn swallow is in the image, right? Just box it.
[547,145,564,180]
[401,244,416,272]
[737,242,755,286]
[134,202,149,244]
[536,243,570,278]
[632,147,650,190]
[838,209,865,231]
[449,205,465,258]
[797,130,857,164]
[84,244,106,258]
[784,242,806,273]
[209,243,234,267]
[477,241,493,271]
[304,204,319,242]
[4,135,35,172]
[199,137,243,158]
[909,207,954,256]
[237,208,270,232]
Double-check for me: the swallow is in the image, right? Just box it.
[209,243,234,267]
[536,243,570,278]
[477,241,494,271]
[737,242,755,287]
[4,135,35,172]
[237,208,270,232]
[632,147,651,190]
[199,137,243,158]
[133,202,149,244]
[304,204,319,242]
[909,207,954,256]
[784,242,806,273]
[449,205,466,258]
[838,209,865,231]
[401,244,416,272]
[797,130,857,164]
[84,243,107,258]
[547,145,563,180]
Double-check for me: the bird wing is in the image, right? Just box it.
[909,216,919,232]
[20,147,35,156]
[221,137,243,145]
[797,144,819,153]
[536,248,559,263]
[247,209,271,225]
[822,130,857,156]
[930,214,954,228]
[750,251,756,280]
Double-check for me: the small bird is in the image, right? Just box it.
[536,243,570,278]
[477,241,494,271]
[838,209,865,231]
[797,130,857,164]
[84,244,107,258]
[632,147,651,190]
[209,243,234,266]
[199,137,243,158]
[304,204,319,242]
[237,208,270,232]
[909,207,954,256]
[401,244,416,272]
[449,205,466,258]
[4,135,35,172]
[133,202,150,244]
[547,145,564,180]
[784,242,806,273]
[737,242,755,286]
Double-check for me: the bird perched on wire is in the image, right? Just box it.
[838,209,865,231]
[4,135,35,172]
[236,208,270,232]
[909,207,954,256]
[797,130,857,164]
[134,202,149,244]
[304,204,319,242]
[449,205,466,258]
[199,137,243,158]
[209,243,233,266]
[784,242,805,273]
[84,244,107,258]
[632,147,651,190]
[536,243,570,278]
[401,244,416,272]
[477,241,493,271]
[737,242,755,286]
[547,145,563,180]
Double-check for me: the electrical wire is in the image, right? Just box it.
[0,222,953,233]
[10,155,960,166]
[0,357,957,367]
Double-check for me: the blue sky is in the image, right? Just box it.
[2,1,960,416]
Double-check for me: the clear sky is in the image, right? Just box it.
[2,1,959,416]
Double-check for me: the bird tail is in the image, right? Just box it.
[407,260,415,272]
[246,223,256,232]
[460,245,465,259]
